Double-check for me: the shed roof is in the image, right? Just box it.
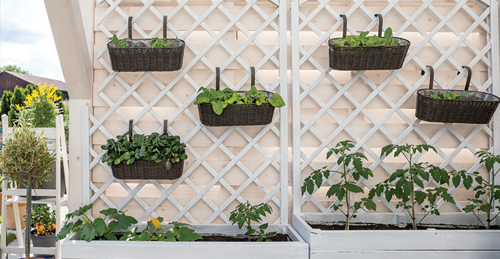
[1,71,68,92]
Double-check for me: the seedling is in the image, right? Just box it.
[229,201,276,241]
[302,140,376,230]
[430,92,470,100]
[332,28,401,47]
[121,217,202,241]
[150,37,180,48]
[453,151,500,229]
[109,35,129,48]
[369,144,460,230]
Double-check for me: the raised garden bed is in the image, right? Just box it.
[293,212,500,258]
[61,224,308,259]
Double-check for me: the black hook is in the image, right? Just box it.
[457,66,472,91]
[421,66,434,90]
[340,14,347,39]
[374,14,383,37]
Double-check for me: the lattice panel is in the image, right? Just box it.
[291,0,500,213]
[86,0,288,224]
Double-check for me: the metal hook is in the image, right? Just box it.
[163,120,168,134]
[374,14,383,37]
[251,67,255,86]
[215,67,220,91]
[340,14,347,39]
[457,66,472,91]
[128,17,133,39]
[421,66,434,90]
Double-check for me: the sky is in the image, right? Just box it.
[0,0,64,81]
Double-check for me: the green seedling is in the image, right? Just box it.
[332,28,401,47]
[121,217,202,241]
[109,35,129,48]
[229,201,276,242]
[430,92,469,100]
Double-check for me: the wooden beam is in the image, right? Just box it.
[44,0,92,99]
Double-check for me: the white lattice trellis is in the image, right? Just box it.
[85,0,288,224]
[291,0,500,214]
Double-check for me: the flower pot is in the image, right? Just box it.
[61,224,308,259]
[31,233,56,247]
[111,159,185,180]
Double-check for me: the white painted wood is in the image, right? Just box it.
[61,224,308,259]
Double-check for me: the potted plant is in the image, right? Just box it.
[107,16,185,72]
[24,205,56,248]
[293,142,500,258]
[328,14,410,70]
[56,204,308,259]
[195,67,285,126]
[0,113,55,258]
[416,65,500,124]
[101,126,188,180]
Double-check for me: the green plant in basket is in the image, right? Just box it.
[121,217,202,241]
[194,85,285,115]
[430,92,470,100]
[101,132,188,170]
[368,144,461,230]
[332,28,401,47]
[229,201,276,242]
[302,140,376,230]
[150,37,180,49]
[109,35,129,48]
[55,204,138,242]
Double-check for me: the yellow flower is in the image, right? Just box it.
[37,99,41,103]
[54,96,62,101]
[151,218,161,229]
[26,95,33,101]
[48,101,53,104]
[47,94,53,98]
[15,104,24,110]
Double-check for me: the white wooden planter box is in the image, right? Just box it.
[293,213,500,259]
[61,224,308,259]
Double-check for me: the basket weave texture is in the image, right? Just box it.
[416,89,500,124]
[107,39,185,72]
[111,158,185,180]
[198,101,275,127]
[328,37,410,70]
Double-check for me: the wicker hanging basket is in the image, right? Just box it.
[107,16,185,72]
[197,67,276,126]
[111,120,185,180]
[328,14,410,71]
[416,66,500,124]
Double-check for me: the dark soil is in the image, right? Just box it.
[308,222,500,230]
[197,233,289,242]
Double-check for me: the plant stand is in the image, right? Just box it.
[0,115,69,259]
[293,213,500,259]
[61,224,308,259]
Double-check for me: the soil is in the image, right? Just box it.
[197,234,289,242]
[308,222,500,230]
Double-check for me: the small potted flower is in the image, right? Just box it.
[24,205,57,247]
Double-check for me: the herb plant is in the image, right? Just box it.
[452,151,500,229]
[194,85,285,115]
[332,28,401,47]
[109,35,129,48]
[369,144,460,230]
[302,140,376,230]
[121,217,202,241]
[229,201,276,242]
[55,204,138,242]
[430,92,470,100]
[150,37,179,48]
[101,132,188,170]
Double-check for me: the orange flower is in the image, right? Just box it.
[151,218,161,229]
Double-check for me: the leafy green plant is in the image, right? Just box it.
[430,92,470,100]
[150,37,180,48]
[55,204,138,242]
[109,35,129,48]
[25,205,57,236]
[194,85,285,115]
[332,28,401,47]
[369,144,460,230]
[302,140,376,230]
[229,201,276,242]
[121,217,202,241]
[452,151,500,229]
[101,132,187,170]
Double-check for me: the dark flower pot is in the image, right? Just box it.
[31,233,56,247]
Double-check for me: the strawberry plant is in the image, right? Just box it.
[194,85,285,115]
[229,201,276,241]
[302,140,376,230]
[121,217,202,241]
[332,28,401,47]
[109,35,129,48]
[55,204,138,242]
[369,144,460,229]
[452,151,500,229]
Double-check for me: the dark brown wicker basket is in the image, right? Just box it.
[197,67,276,126]
[416,66,500,124]
[108,16,185,72]
[329,14,410,71]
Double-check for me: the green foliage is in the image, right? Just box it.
[0,113,55,189]
[101,132,188,170]
[1,90,13,116]
[302,140,376,230]
[109,35,129,48]
[369,144,460,229]
[229,201,276,242]
[55,204,138,242]
[0,65,30,75]
[24,84,37,96]
[8,86,26,126]
[453,151,500,229]
[25,205,56,235]
[194,85,286,115]
[121,218,202,242]
[150,37,180,48]
[332,28,401,47]
[430,92,471,100]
